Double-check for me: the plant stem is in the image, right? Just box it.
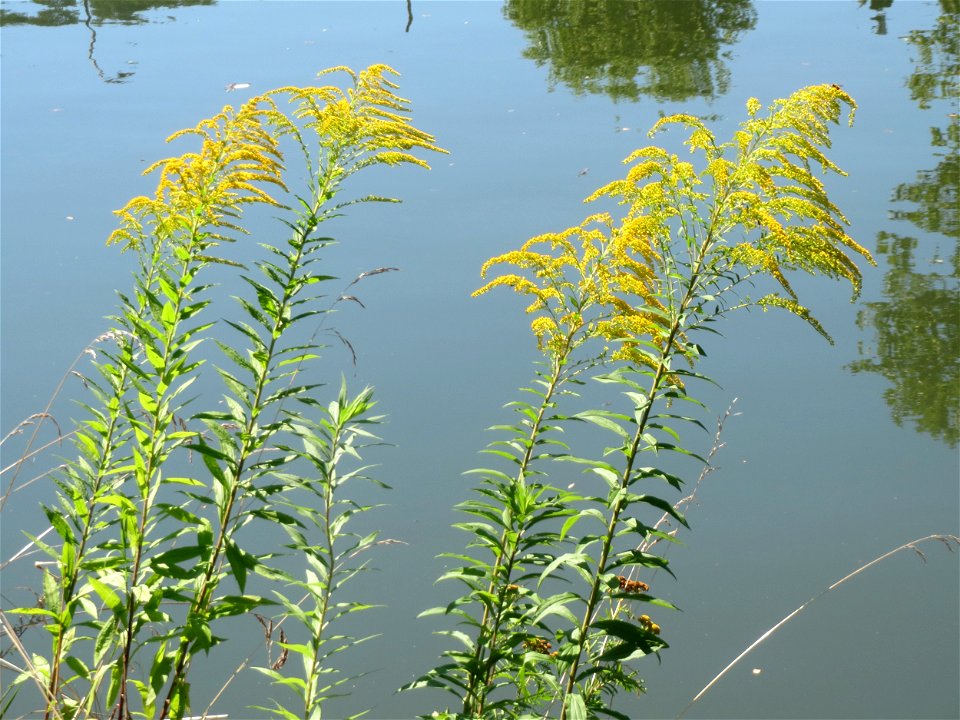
[302,415,344,718]
[557,223,717,718]
[117,243,203,720]
[466,333,575,716]
[158,210,319,719]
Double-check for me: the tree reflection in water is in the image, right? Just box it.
[0,0,215,83]
[851,0,959,447]
[502,0,756,103]
[0,0,214,27]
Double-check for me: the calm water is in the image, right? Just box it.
[1,1,957,719]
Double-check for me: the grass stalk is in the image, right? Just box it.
[678,533,960,718]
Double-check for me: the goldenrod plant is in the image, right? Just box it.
[408,84,874,719]
[2,65,444,720]
[3,80,879,720]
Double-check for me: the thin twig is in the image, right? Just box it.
[1,413,61,447]
[588,400,739,689]
[651,398,739,544]
[2,462,71,499]
[677,533,960,718]
[0,527,55,571]
[1,329,135,509]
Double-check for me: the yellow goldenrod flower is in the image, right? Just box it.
[474,83,873,371]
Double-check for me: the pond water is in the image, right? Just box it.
[1,1,957,719]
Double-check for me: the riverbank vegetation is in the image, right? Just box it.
[4,66,949,720]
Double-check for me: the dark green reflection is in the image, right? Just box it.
[903,0,959,109]
[851,1,959,447]
[889,128,959,238]
[851,229,959,447]
[0,0,214,27]
[502,0,756,102]
[859,0,894,36]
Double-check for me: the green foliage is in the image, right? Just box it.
[903,0,959,110]
[410,83,872,719]
[851,231,958,447]
[2,76,874,720]
[2,64,443,720]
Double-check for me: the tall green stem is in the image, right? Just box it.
[466,332,575,716]
[45,244,163,720]
[158,210,320,719]
[117,242,205,720]
[557,227,715,718]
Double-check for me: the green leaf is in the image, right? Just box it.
[64,655,90,680]
[560,508,607,541]
[60,539,77,583]
[8,607,58,620]
[160,300,177,328]
[527,591,579,625]
[157,503,202,524]
[209,595,267,619]
[186,440,233,463]
[595,707,635,720]
[592,618,662,646]
[88,576,122,614]
[564,693,587,720]
[575,410,631,439]
[106,656,123,708]
[149,642,174,711]
[44,505,77,545]
[607,549,675,577]
[590,618,668,664]
[248,698,300,720]
[94,616,118,666]
[225,538,258,592]
[151,545,206,580]
[217,339,256,375]
[538,552,591,586]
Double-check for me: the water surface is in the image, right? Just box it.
[1,2,957,718]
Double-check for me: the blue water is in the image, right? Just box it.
[2,2,957,718]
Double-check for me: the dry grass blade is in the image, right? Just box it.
[677,533,960,718]
[0,526,55,571]
[0,610,64,720]
[1,330,135,509]
[272,629,289,671]
[1,413,62,447]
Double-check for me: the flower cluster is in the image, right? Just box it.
[109,100,287,252]
[616,575,650,593]
[473,213,667,363]
[109,65,446,259]
[523,637,554,654]
[637,614,661,636]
